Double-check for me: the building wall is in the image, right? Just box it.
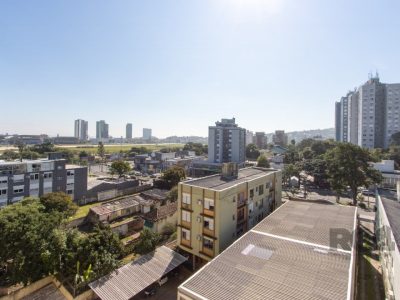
[177,169,282,262]
[348,91,359,144]
[376,195,400,299]
[385,83,400,148]
[335,101,342,142]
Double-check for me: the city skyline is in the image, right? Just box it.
[1,1,400,137]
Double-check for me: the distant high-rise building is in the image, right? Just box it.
[272,130,288,147]
[335,75,400,149]
[96,120,109,140]
[74,119,88,141]
[126,123,133,139]
[335,102,342,142]
[245,130,254,146]
[208,118,246,164]
[254,132,268,149]
[143,128,152,140]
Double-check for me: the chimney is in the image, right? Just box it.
[221,163,239,180]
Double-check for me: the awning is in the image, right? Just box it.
[89,246,187,300]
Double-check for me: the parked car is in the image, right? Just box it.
[362,189,375,196]
[144,288,156,297]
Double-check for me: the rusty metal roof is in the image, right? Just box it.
[89,246,187,300]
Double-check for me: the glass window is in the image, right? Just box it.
[203,237,213,250]
[182,193,191,205]
[181,228,190,241]
[204,217,214,230]
[182,210,191,222]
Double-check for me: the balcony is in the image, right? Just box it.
[201,246,214,258]
[203,227,215,238]
[180,238,191,248]
[182,203,192,210]
[180,220,191,229]
[203,208,214,217]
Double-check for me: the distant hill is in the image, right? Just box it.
[266,128,335,143]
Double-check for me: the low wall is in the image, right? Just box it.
[0,277,96,300]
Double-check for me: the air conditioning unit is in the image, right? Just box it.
[197,216,202,223]
[197,235,202,241]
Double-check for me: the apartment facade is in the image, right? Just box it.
[208,118,246,164]
[74,119,88,141]
[143,128,152,140]
[126,123,133,139]
[177,164,282,265]
[245,130,254,146]
[335,76,400,149]
[272,130,288,146]
[0,159,87,207]
[254,132,267,149]
[96,120,109,139]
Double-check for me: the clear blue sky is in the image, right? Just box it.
[0,0,399,138]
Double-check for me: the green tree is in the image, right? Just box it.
[282,163,301,186]
[97,142,105,161]
[14,140,25,162]
[31,141,55,154]
[167,185,178,202]
[21,150,40,160]
[40,192,78,218]
[390,132,400,146]
[246,144,260,160]
[283,145,301,164]
[162,166,186,188]
[301,147,314,160]
[134,228,160,255]
[257,154,270,168]
[183,142,207,155]
[0,198,64,285]
[109,160,131,178]
[0,150,19,161]
[325,143,382,205]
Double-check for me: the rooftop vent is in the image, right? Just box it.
[241,244,273,260]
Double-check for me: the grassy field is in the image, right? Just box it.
[69,201,102,220]
[0,143,185,155]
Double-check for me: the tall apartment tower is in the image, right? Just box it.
[245,130,254,146]
[142,128,152,140]
[347,91,359,144]
[255,132,267,149]
[272,130,288,147]
[357,77,386,148]
[385,83,400,148]
[335,102,342,141]
[335,75,400,149]
[74,119,88,141]
[208,118,246,164]
[96,120,109,139]
[126,123,133,139]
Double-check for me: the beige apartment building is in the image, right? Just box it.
[177,164,282,265]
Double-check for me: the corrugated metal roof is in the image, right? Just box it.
[179,201,357,300]
[89,246,187,300]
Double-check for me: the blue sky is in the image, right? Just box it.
[0,0,399,138]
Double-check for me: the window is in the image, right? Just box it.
[249,189,254,198]
[30,173,39,181]
[43,172,52,179]
[67,190,73,195]
[182,210,191,222]
[204,198,214,210]
[0,189,7,195]
[204,217,214,230]
[182,193,191,205]
[13,186,24,194]
[181,228,190,241]
[203,237,214,250]
[13,174,25,183]
[67,170,74,176]
[259,185,264,195]
[0,177,8,184]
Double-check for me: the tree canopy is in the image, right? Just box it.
[246,144,260,160]
[109,160,131,178]
[161,166,186,188]
[183,142,207,155]
[257,154,270,168]
[134,228,160,255]
[325,143,382,205]
[40,192,78,218]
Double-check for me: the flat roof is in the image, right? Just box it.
[89,246,187,300]
[179,201,357,300]
[378,189,400,250]
[184,167,278,191]
[90,197,139,216]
